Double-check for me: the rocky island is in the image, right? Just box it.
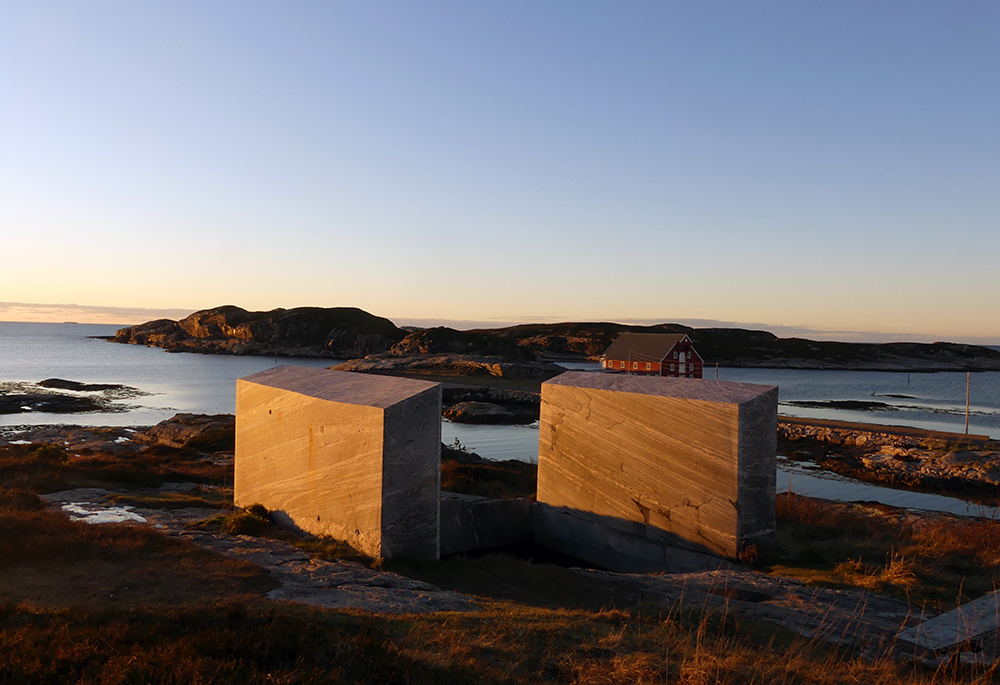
[109,305,1000,372]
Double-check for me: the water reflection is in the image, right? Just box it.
[777,460,998,518]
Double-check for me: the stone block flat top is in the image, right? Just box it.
[544,371,776,405]
[896,590,1000,652]
[239,365,439,408]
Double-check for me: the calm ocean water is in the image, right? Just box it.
[0,322,335,427]
[3,322,999,437]
[4,322,999,513]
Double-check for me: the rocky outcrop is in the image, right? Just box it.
[389,327,534,360]
[443,401,537,425]
[135,413,236,452]
[37,379,130,392]
[442,386,540,406]
[779,419,1000,499]
[113,305,406,358]
[441,386,541,424]
[0,392,106,415]
[0,379,144,415]
[332,354,564,380]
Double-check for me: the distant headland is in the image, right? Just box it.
[107,305,1000,372]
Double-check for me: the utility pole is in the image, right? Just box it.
[715,363,719,380]
[965,371,971,435]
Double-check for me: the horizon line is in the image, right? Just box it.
[2,301,999,347]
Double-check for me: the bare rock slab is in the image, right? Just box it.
[536,372,777,570]
[896,590,1000,655]
[235,366,441,560]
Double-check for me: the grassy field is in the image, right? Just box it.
[3,440,1000,683]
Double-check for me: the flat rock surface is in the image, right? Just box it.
[897,590,1000,653]
[183,532,473,613]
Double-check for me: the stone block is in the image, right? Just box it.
[439,493,532,556]
[537,371,777,564]
[896,590,1000,654]
[235,366,441,560]
[531,503,730,573]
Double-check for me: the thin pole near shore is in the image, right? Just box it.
[715,363,719,380]
[965,371,971,435]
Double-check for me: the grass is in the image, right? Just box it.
[105,487,231,510]
[5,590,1000,683]
[770,492,1000,607]
[441,456,537,499]
[0,502,276,611]
[0,442,228,494]
[7,439,1000,681]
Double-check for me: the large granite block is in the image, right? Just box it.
[235,366,441,560]
[531,503,730,573]
[537,372,777,563]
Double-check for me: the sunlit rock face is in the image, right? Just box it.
[536,372,777,571]
[235,366,441,560]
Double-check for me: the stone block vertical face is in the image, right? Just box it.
[380,387,442,560]
[235,366,441,560]
[737,391,778,544]
[537,372,777,563]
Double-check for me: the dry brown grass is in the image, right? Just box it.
[0,505,276,611]
[0,442,228,494]
[440,456,537,499]
[774,493,1000,606]
[5,497,1000,682]
[7,440,1000,682]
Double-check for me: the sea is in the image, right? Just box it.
[3,321,1000,516]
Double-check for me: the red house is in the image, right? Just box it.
[600,333,704,378]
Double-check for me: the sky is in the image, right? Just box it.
[1,2,998,343]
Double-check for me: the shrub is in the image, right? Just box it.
[222,505,271,536]
[29,444,69,464]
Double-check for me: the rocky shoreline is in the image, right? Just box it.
[779,419,1000,501]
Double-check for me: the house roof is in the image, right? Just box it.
[602,333,690,363]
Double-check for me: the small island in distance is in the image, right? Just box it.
[108,304,1000,373]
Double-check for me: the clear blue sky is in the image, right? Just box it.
[2,2,998,342]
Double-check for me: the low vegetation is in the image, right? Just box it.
[772,493,1000,607]
[4,440,1000,682]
